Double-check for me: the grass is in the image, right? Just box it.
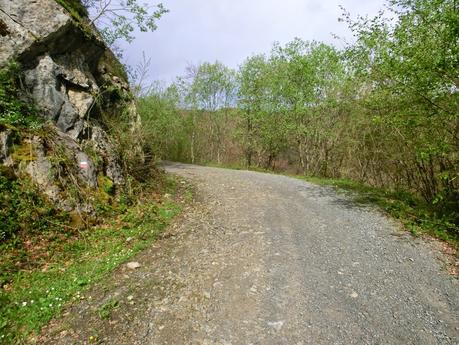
[202,161,458,250]
[0,177,184,344]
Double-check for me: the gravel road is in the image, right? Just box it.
[42,163,458,345]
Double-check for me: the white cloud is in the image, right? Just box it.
[120,0,387,84]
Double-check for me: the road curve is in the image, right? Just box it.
[43,163,458,345]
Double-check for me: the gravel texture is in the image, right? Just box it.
[41,163,458,345]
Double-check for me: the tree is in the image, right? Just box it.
[260,39,345,173]
[238,54,269,167]
[82,0,168,47]
[343,0,459,205]
[177,61,237,163]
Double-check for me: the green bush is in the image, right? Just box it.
[0,62,41,128]
[0,171,68,242]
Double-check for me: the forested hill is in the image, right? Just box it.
[138,0,458,243]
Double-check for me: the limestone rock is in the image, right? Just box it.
[0,129,15,164]
[0,0,142,214]
[0,0,71,65]
[126,262,141,270]
[76,151,97,188]
[18,131,98,211]
[23,54,99,139]
[86,126,124,185]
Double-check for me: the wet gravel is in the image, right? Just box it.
[41,163,458,345]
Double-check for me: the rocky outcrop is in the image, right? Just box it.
[0,0,73,64]
[0,0,139,212]
[23,54,93,138]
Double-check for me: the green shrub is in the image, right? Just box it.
[0,170,69,243]
[0,62,41,128]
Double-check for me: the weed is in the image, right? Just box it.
[0,173,68,245]
[98,298,119,320]
[54,0,88,20]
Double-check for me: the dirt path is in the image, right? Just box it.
[42,163,458,344]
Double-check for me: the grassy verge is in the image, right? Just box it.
[202,161,458,251]
[0,176,185,344]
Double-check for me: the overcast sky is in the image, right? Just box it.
[120,0,387,84]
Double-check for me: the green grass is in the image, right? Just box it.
[0,180,183,344]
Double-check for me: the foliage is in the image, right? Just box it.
[83,0,168,47]
[342,0,459,200]
[165,61,238,164]
[0,154,70,242]
[0,62,41,128]
[141,0,458,242]
[0,171,70,283]
[136,83,188,161]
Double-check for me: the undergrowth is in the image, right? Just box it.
[0,172,70,264]
[0,62,41,129]
[0,174,184,344]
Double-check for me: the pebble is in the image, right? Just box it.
[267,320,284,331]
[127,262,141,269]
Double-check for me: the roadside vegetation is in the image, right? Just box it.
[0,55,183,345]
[0,1,176,343]
[137,0,458,246]
[0,171,184,343]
